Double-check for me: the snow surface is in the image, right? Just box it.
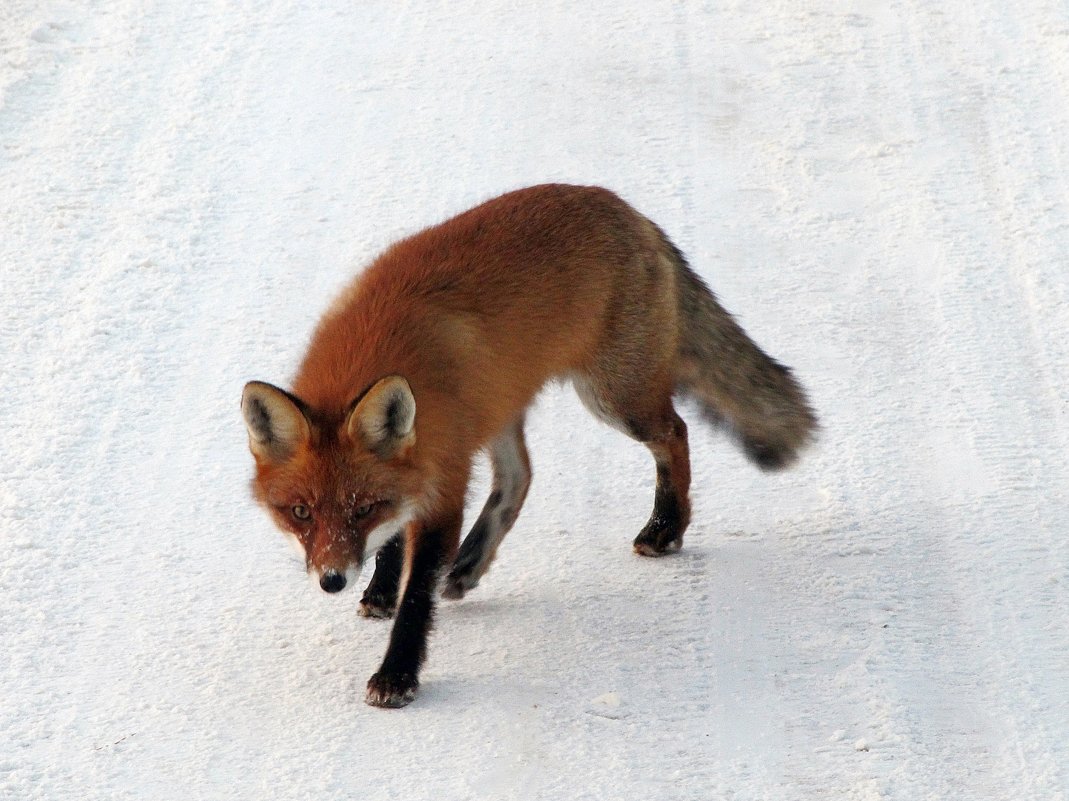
[2,1,1067,799]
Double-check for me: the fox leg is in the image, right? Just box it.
[359,533,404,618]
[366,511,462,708]
[630,408,692,555]
[575,373,692,555]
[443,416,531,599]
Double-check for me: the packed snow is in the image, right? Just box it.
[1,1,1067,799]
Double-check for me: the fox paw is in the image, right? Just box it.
[358,591,395,619]
[440,572,475,600]
[632,524,683,557]
[365,671,418,708]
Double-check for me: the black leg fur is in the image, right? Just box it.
[633,460,688,555]
[365,515,459,708]
[359,534,403,618]
[631,412,692,556]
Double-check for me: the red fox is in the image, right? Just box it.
[242,184,817,707]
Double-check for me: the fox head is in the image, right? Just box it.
[241,375,423,594]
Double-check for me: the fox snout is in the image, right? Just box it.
[309,562,363,595]
[319,569,347,593]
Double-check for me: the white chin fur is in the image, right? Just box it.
[344,564,362,591]
[362,502,416,561]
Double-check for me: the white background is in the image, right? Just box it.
[1,1,1066,799]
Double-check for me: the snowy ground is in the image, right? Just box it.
[2,1,1067,799]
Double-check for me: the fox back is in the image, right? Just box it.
[242,184,816,707]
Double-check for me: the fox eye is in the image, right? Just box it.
[291,504,311,521]
[354,503,373,518]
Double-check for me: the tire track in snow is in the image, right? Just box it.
[697,2,1069,798]
[806,1,1069,797]
[0,0,301,795]
[2,2,1067,800]
[904,3,1069,797]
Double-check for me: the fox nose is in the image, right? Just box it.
[319,570,346,593]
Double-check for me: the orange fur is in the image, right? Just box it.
[242,183,816,706]
[291,185,656,491]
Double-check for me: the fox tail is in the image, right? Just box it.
[665,234,818,470]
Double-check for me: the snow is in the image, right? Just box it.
[1,1,1067,799]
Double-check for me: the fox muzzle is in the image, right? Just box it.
[319,569,347,593]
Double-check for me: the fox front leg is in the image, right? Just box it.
[365,513,460,708]
[359,533,403,618]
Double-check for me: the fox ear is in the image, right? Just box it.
[347,375,416,459]
[242,381,311,463]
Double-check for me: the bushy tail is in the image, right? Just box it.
[666,237,818,470]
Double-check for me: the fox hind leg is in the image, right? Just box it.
[442,416,531,600]
[631,409,692,555]
[575,373,692,555]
